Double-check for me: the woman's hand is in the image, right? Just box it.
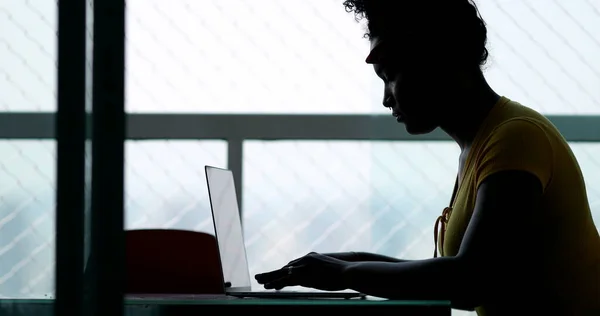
[255,252,351,291]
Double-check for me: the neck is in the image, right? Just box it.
[440,77,500,150]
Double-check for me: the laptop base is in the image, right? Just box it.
[226,291,366,300]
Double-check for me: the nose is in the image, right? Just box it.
[382,86,394,108]
[383,94,394,108]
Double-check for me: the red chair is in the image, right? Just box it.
[125,229,224,295]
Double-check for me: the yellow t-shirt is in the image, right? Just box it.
[441,97,600,315]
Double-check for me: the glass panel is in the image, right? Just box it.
[125,0,599,115]
[0,140,227,299]
[124,0,374,114]
[478,1,600,115]
[243,141,600,296]
[242,140,458,292]
[0,140,55,298]
[124,140,227,232]
[0,1,57,112]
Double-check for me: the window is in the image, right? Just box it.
[242,141,600,292]
[0,140,55,298]
[2,1,599,310]
[126,0,600,114]
[0,1,57,112]
[125,140,227,231]
[0,0,58,299]
[0,140,227,297]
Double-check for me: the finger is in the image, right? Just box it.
[255,268,288,284]
[263,281,284,290]
[255,271,279,284]
[264,265,307,290]
[264,275,295,290]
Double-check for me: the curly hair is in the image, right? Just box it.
[343,0,489,67]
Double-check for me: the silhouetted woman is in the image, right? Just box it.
[256,1,600,315]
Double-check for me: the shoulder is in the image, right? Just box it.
[489,117,551,141]
[473,117,555,192]
[478,117,555,159]
[488,99,562,145]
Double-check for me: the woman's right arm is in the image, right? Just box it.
[323,251,406,263]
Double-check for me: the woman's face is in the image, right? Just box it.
[369,38,455,134]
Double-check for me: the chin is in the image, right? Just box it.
[402,121,438,135]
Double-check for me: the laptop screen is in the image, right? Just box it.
[205,166,252,290]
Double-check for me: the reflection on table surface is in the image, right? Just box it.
[1,295,450,304]
[0,296,451,316]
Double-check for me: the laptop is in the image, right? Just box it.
[204,165,366,299]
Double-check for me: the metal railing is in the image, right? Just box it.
[2,112,600,213]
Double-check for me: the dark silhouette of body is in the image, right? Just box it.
[256,2,600,315]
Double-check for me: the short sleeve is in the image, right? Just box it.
[474,119,554,191]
